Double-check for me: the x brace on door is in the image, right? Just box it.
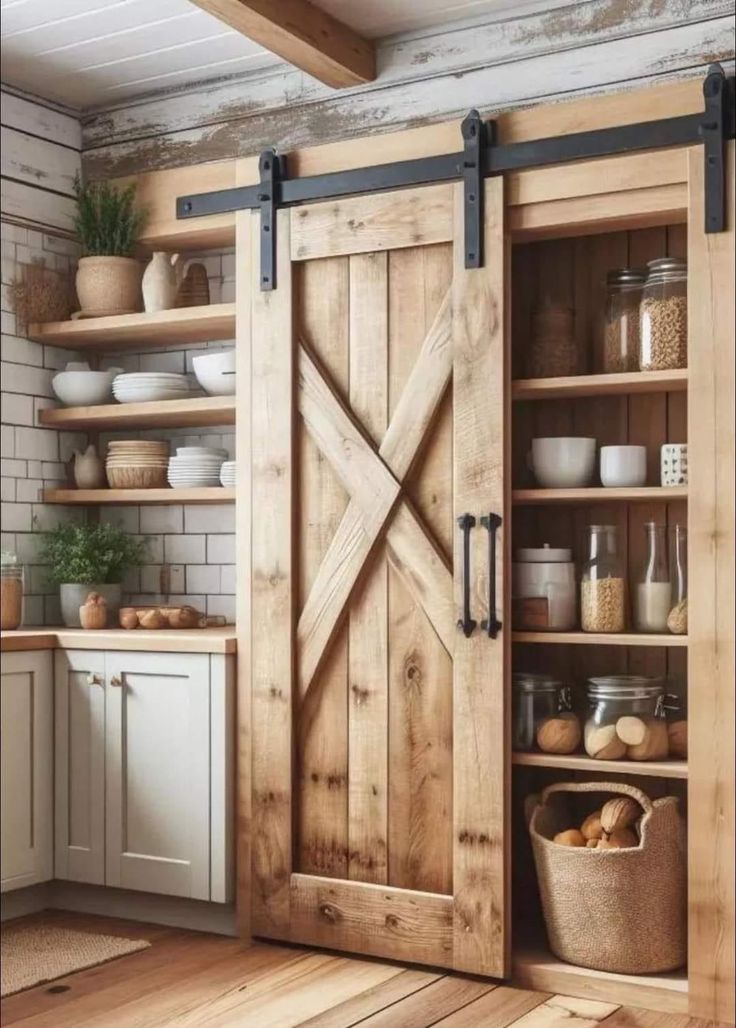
[177,65,735,289]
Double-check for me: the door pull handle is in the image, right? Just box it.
[110,675,123,687]
[86,673,102,686]
[480,512,503,639]
[457,513,477,638]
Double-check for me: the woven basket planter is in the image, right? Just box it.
[529,780,686,974]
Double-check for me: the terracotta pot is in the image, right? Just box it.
[75,256,142,316]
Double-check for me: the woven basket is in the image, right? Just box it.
[529,781,686,974]
[106,465,167,489]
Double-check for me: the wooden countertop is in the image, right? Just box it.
[1,626,237,654]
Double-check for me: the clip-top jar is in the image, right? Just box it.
[639,258,687,371]
[601,268,645,373]
[581,525,625,633]
[512,672,581,754]
[584,675,668,761]
[1,552,24,630]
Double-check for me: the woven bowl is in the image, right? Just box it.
[106,465,168,489]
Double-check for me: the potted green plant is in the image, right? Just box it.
[40,522,148,627]
[73,175,147,316]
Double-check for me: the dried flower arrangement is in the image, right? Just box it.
[10,257,75,331]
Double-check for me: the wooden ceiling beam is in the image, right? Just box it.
[189,0,375,88]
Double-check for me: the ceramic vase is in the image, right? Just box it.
[73,444,106,489]
[142,252,189,312]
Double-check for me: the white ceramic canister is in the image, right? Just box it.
[512,544,577,631]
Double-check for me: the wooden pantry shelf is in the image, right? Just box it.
[39,396,235,431]
[28,303,235,350]
[512,368,688,400]
[43,488,234,505]
[512,751,688,779]
[513,486,687,504]
[512,631,687,647]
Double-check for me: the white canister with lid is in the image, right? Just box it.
[512,544,576,631]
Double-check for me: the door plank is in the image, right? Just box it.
[433,984,548,1026]
[289,874,454,966]
[354,975,497,1027]
[348,251,390,885]
[451,178,509,976]
[251,209,294,933]
[296,968,443,1028]
[295,256,351,881]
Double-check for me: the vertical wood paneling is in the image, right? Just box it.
[348,251,389,884]
[296,256,350,879]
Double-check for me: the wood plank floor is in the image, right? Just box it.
[0,912,720,1027]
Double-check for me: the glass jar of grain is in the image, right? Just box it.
[526,305,578,378]
[584,676,668,761]
[581,525,625,633]
[1,553,24,630]
[601,268,645,373]
[639,258,687,370]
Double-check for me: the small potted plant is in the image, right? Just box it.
[40,522,148,627]
[73,175,147,316]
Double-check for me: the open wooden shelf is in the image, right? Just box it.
[512,752,687,779]
[512,631,687,647]
[28,303,235,350]
[513,486,687,505]
[39,396,235,431]
[43,488,234,505]
[512,368,688,401]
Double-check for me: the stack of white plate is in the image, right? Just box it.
[220,461,236,487]
[113,373,191,404]
[168,446,226,488]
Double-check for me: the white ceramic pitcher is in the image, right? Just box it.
[141,252,190,312]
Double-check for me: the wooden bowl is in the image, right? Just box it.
[106,465,168,488]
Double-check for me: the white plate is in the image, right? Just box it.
[114,373,189,382]
[176,447,228,457]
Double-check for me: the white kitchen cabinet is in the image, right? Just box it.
[54,648,234,903]
[54,649,106,885]
[1,650,53,892]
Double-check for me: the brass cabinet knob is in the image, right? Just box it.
[110,675,123,687]
[86,673,102,686]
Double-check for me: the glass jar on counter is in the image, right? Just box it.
[512,672,582,754]
[580,525,625,633]
[526,305,579,378]
[601,268,645,373]
[639,258,687,371]
[584,676,668,761]
[667,524,687,634]
[1,553,24,630]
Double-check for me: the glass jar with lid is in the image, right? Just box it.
[580,525,626,633]
[1,551,24,630]
[664,675,687,758]
[639,258,687,370]
[526,305,578,378]
[512,672,581,754]
[601,268,645,373]
[584,675,668,761]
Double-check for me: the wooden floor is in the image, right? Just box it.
[0,912,718,1027]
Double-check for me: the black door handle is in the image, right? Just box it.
[457,513,477,637]
[480,512,502,639]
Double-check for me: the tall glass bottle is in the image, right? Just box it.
[634,522,670,632]
[667,524,687,634]
[581,525,625,633]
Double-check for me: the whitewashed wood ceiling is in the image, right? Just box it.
[0,0,577,109]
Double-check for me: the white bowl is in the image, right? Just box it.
[600,445,647,488]
[193,350,235,396]
[530,437,596,488]
[52,368,121,406]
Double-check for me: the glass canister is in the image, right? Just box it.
[580,525,625,633]
[601,268,645,373]
[667,524,687,634]
[584,676,669,761]
[664,676,688,758]
[526,305,578,378]
[1,552,24,630]
[512,672,581,754]
[634,522,671,632]
[639,257,687,370]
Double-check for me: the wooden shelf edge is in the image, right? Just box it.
[42,488,235,505]
[513,486,688,504]
[28,303,235,350]
[39,396,236,431]
[512,752,688,779]
[512,631,687,647]
[512,368,688,400]
[513,948,688,1015]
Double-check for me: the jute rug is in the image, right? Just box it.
[1,923,151,997]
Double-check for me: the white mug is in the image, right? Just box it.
[661,443,688,486]
[600,445,647,488]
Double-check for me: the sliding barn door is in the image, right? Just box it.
[245,179,509,976]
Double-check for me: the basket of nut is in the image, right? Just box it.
[529,781,686,974]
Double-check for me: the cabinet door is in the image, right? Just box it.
[54,649,106,884]
[1,650,53,891]
[105,650,211,900]
[243,179,509,973]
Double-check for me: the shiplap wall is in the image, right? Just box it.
[81,0,736,178]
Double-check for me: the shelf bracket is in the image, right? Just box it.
[258,149,285,291]
[700,63,730,234]
[461,110,489,269]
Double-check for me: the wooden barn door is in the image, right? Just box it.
[246,178,509,976]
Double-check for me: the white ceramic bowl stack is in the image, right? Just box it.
[168,446,227,488]
[219,461,236,487]
[192,350,235,396]
[113,372,191,404]
[106,440,170,489]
